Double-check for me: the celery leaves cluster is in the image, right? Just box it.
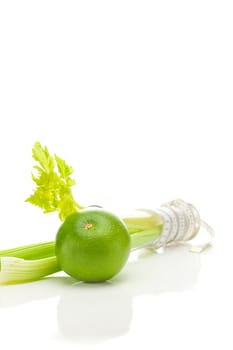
[25,142,82,221]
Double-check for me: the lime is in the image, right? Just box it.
[55,207,131,282]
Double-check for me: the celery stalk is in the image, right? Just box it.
[0,223,163,284]
[0,241,55,260]
[0,256,59,285]
[130,225,163,250]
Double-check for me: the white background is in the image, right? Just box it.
[0,1,232,349]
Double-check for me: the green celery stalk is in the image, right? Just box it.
[0,224,163,285]
[0,241,55,260]
[0,256,60,285]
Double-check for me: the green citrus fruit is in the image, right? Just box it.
[55,207,131,282]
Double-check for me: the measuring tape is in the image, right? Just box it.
[141,199,215,253]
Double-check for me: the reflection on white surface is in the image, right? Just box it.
[0,276,75,308]
[0,246,201,344]
[57,282,132,343]
[124,246,201,294]
[56,247,201,343]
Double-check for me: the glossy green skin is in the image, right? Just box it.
[55,208,131,282]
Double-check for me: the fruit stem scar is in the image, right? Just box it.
[84,223,93,230]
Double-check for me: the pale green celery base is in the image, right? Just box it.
[130,225,163,250]
[123,212,162,234]
[0,256,60,285]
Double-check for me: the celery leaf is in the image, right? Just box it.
[26,142,83,221]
